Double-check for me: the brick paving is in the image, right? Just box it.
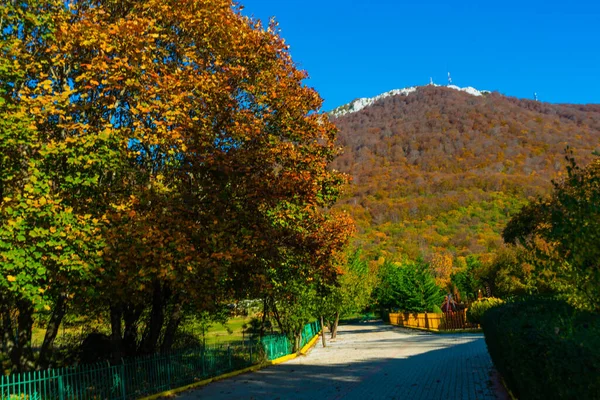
[177,321,505,400]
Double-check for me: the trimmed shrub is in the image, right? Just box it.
[482,298,600,400]
[466,297,504,324]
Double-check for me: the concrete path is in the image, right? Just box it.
[177,322,505,400]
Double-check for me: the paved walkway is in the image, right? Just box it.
[177,322,505,400]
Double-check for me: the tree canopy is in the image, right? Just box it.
[0,0,352,372]
[374,259,444,313]
[503,153,600,310]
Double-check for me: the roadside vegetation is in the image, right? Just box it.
[479,153,600,398]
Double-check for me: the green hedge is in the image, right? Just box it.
[481,298,600,399]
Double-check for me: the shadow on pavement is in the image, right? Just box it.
[178,333,501,400]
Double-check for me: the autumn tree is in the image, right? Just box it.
[0,0,353,370]
[429,252,453,291]
[474,246,554,299]
[503,153,600,310]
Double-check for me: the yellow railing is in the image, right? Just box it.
[389,310,478,331]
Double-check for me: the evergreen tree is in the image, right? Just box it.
[374,259,444,313]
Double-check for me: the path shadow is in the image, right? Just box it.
[179,332,502,400]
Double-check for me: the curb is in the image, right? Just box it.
[140,330,322,400]
[299,330,321,355]
[500,374,518,400]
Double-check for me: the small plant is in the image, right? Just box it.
[466,297,504,324]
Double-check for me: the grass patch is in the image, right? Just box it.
[31,315,262,349]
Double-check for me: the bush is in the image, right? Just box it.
[466,297,504,324]
[482,298,600,400]
[431,305,443,314]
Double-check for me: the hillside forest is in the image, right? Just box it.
[331,86,600,301]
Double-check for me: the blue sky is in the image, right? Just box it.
[242,0,600,111]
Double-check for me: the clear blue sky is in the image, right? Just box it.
[241,0,600,111]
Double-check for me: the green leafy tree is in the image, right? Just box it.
[262,279,317,353]
[320,249,375,338]
[476,246,555,299]
[0,0,119,371]
[450,255,483,303]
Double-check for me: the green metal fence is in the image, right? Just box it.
[260,335,292,360]
[300,320,320,349]
[0,320,321,399]
[0,342,261,400]
[259,320,321,361]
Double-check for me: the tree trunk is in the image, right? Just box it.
[294,330,302,354]
[122,303,144,357]
[331,311,340,339]
[161,302,183,353]
[1,295,14,365]
[140,281,167,354]
[269,299,285,334]
[10,299,35,372]
[37,294,67,370]
[109,303,123,362]
[259,298,268,339]
[320,315,326,348]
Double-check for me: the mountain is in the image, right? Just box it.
[329,84,600,261]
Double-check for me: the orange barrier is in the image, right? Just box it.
[389,310,478,331]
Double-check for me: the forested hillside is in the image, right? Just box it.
[331,85,600,261]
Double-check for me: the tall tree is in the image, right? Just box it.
[320,249,374,339]
[0,0,115,371]
[1,0,352,369]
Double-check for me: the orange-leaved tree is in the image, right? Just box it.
[1,0,353,368]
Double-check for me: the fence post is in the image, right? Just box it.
[58,373,65,400]
[228,346,232,369]
[166,354,172,389]
[120,360,127,400]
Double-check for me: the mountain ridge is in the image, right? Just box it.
[329,84,491,118]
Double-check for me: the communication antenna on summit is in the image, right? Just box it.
[430,77,434,85]
[447,72,452,86]
[534,92,538,101]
